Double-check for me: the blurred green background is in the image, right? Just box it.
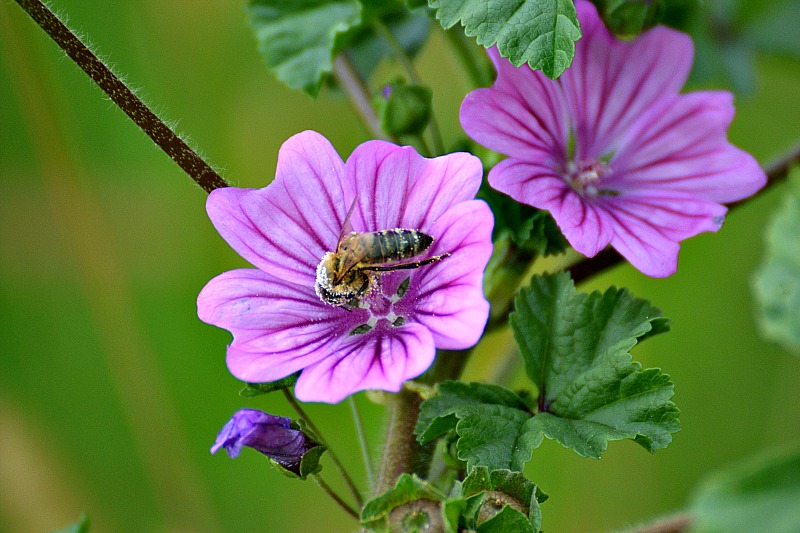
[1,1,799,532]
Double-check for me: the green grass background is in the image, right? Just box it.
[1,1,799,531]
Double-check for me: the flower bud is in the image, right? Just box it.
[211,408,318,476]
[379,83,432,136]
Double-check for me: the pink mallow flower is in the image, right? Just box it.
[460,1,765,277]
[198,131,493,403]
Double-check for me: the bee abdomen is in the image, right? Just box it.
[367,229,433,263]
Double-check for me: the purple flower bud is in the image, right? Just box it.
[382,84,393,99]
[211,409,315,473]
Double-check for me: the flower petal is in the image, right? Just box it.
[460,48,570,161]
[206,131,346,285]
[603,191,728,277]
[294,323,435,403]
[610,92,766,203]
[343,141,483,233]
[405,200,493,349]
[561,1,694,158]
[197,269,369,383]
[488,159,614,257]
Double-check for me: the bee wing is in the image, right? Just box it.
[337,195,359,248]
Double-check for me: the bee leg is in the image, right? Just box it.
[362,253,451,272]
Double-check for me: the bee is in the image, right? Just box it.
[315,197,450,307]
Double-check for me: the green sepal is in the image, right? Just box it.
[427,0,582,79]
[239,373,299,397]
[55,514,90,533]
[360,474,449,532]
[463,467,547,532]
[752,170,800,356]
[690,446,800,533]
[379,83,433,136]
[477,506,534,532]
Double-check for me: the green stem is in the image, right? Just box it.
[483,240,538,332]
[373,389,425,496]
[12,0,228,193]
[442,25,491,88]
[311,475,360,520]
[349,396,375,488]
[373,19,445,155]
[333,53,390,142]
[283,389,363,508]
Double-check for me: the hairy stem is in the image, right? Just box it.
[12,0,228,193]
[333,53,389,142]
[373,389,424,496]
[283,389,363,508]
[311,475,360,520]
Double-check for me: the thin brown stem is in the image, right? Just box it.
[570,143,800,284]
[311,475,360,521]
[282,389,363,508]
[333,54,390,142]
[12,0,228,193]
[615,512,693,533]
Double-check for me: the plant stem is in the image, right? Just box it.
[372,19,445,155]
[441,25,491,88]
[333,53,389,142]
[569,143,800,284]
[349,396,375,488]
[311,475,360,520]
[283,389,363,508]
[12,0,228,193]
[616,512,693,533]
[373,389,424,496]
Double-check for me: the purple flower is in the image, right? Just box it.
[198,131,492,403]
[460,1,765,277]
[211,409,314,473]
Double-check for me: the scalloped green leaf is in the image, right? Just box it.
[248,0,362,96]
[752,172,800,356]
[428,0,582,78]
[509,273,679,459]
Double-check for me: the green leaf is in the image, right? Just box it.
[55,515,90,533]
[361,474,449,532]
[753,172,800,356]
[428,0,582,78]
[690,446,800,533]
[248,0,362,96]
[239,373,299,397]
[345,7,432,80]
[510,273,679,458]
[416,381,530,445]
[478,185,568,257]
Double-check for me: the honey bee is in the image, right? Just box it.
[315,198,449,307]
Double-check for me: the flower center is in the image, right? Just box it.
[564,159,614,197]
[349,276,410,335]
